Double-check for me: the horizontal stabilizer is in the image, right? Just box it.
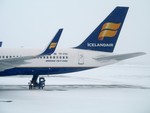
[94,52,146,61]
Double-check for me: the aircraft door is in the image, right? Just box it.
[78,52,84,65]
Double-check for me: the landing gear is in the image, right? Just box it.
[38,77,45,89]
[28,75,46,90]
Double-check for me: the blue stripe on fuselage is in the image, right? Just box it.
[0,67,95,76]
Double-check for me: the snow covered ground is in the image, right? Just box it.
[0,61,150,113]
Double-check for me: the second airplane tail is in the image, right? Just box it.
[40,29,63,56]
[76,7,129,52]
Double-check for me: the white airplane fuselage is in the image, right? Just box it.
[0,48,115,76]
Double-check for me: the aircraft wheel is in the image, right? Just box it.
[29,84,32,89]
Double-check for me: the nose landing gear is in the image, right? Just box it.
[28,75,46,90]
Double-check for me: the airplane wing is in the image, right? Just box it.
[0,29,63,72]
[0,56,33,71]
[94,52,146,63]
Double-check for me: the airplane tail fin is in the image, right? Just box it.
[40,29,63,55]
[76,7,129,52]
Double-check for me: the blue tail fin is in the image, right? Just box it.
[76,7,129,52]
[40,29,63,55]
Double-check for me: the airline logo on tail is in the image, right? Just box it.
[98,22,121,40]
[49,42,57,49]
[76,7,129,52]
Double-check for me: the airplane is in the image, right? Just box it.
[0,6,145,89]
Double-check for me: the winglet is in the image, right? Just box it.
[40,29,63,56]
[0,42,2,47]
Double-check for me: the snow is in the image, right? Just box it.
[0,62,150,113]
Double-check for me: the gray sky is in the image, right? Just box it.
[0,0,150,62]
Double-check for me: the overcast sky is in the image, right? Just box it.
[0,0,150,62]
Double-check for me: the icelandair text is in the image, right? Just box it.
[87,43,113,47]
